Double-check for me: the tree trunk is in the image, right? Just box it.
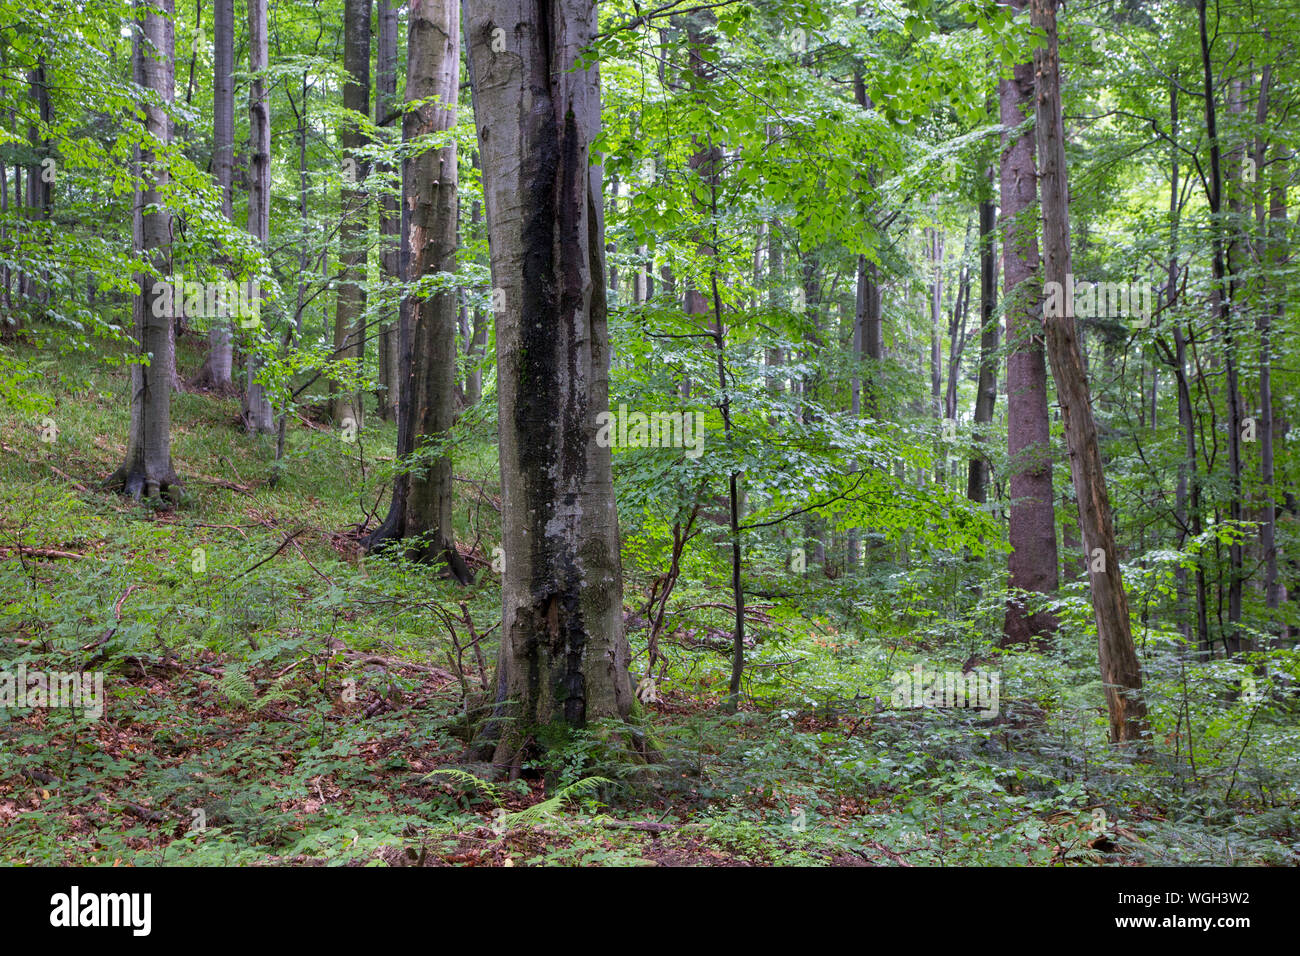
[967,194,998,502]
[1261,140,1285,625]
[466,0,634,774]
[24,60,51,306]
[243,0,274,433]
[1217,58,1246,654]
[330,0,372,426]
[999,59,1059,636]
[366,0,471,584]
[463,184,488,406]
[376,0,401,421]
[195,0,235,390]
[108,0,180,501]
[927,226,943,420]
[0,157,8,314]
[944,219,972,423]
[1032,0,1146,743]
[999,1,1058,645]
[276,70,316,467]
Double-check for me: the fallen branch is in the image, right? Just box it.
[342,651,456,682]
[122,802,167,823]
[0,545,100,562]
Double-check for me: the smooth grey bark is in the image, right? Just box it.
[196,0,235,389]
[967,194,998,502]
[108,0,180,501]
[999,1,1059,645]
[463,181,488,406]
[1032,0,1146,743]
[466,0,634,774]
[330,0,371,425]
[376,0,401,420]
[242,0,274,433]
[366,0,471,585]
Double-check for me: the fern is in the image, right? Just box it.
[504,776,612,828]
[217,667,256,708]
[423,767,504,806]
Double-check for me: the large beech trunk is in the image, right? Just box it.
[366,0,470,584]
[1032,0,1147,743]
[242,0,274,433]
[194,0,235,390]
[330,0,371,426]
[108,0,179,501]
[466,0,634,774]
[375,0,401,421]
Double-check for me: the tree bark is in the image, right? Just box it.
[927,226,943,421]
[1000,0,1059,646]
[466,0,634,774]
[243,0,274,433]
[195,0,235,390]
[376,0,401,421]
[1217,59,1246,654]
[967,193,998,502]
[366,0,471,584]
[463,178,488,406]
[1032,0,1146,743]
[108,0,180,501]
[944,219,972,423]
[1261,138,1285,625]
[330,0,372,426]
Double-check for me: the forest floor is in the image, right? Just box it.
[0,336,1295,866]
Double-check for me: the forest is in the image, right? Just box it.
[0,0,1296,871]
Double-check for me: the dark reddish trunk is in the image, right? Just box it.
[999,3,1058,645]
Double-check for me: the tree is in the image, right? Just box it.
[967,192,998,503]
[466,0,635,774]
[999,0,1058,646]
[107,0,179,500]
[243,0,274,433]
[1031,0,1146,743]
[330,0,372,426]
[375,0,401,421]
[1196,0,1246,655]
[366,0,471,584]
[193,0,235,391]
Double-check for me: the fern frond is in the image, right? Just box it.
[217,669,256,708]
[504,776,612,827]
[423,767,502,805]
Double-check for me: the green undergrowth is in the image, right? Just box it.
[0,345,1296,865]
